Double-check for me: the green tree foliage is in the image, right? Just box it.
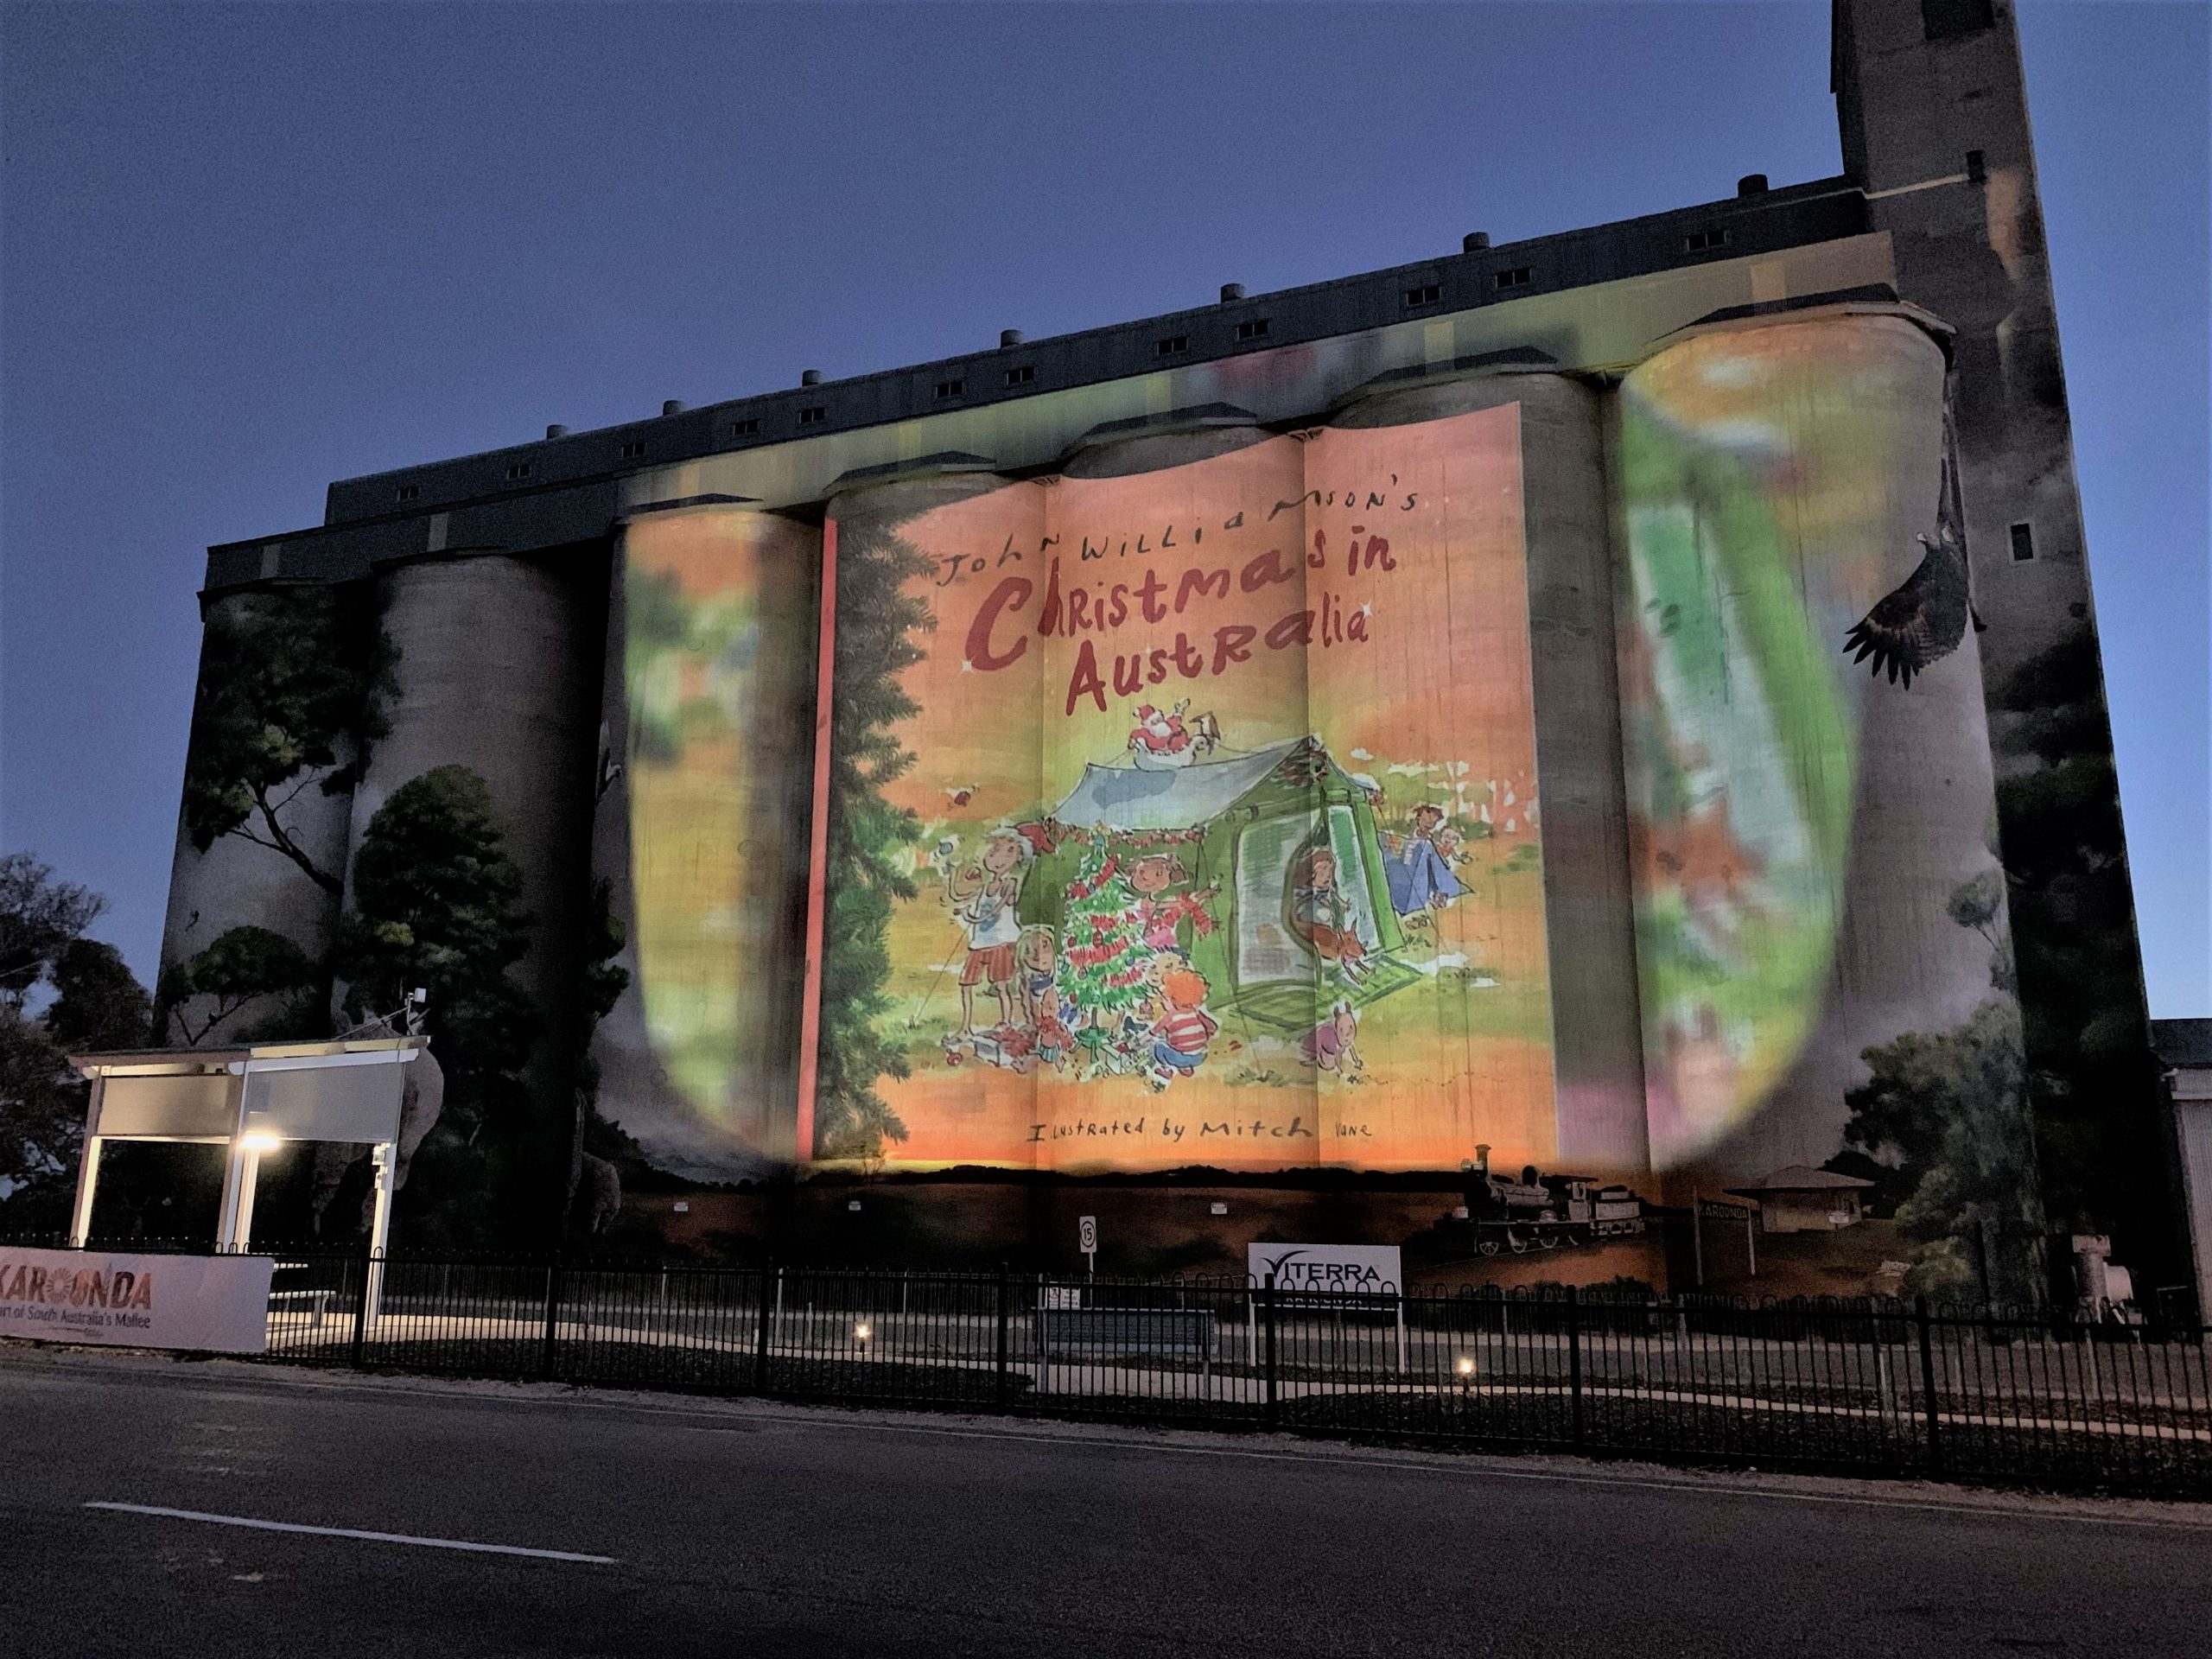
[46,941,153,1052]
[1056,832,1150,1027]
[335,766,534,1237]
[0,859,150,1223]
[1843,1000,2044,1305]
[0,853,104,1007]
[181,586,393,894]
[156,926,318,1046]
[814,518,932,1160]
[1986,626,2163,1249]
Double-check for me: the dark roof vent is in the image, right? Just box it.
[1001,329,1025,347]
[800,369,823,387]
[545,423,570,439]
[1738,173,1770,197]
[662,400,686,416]
[1463,232,1491,251]
[1219,283,1245,302]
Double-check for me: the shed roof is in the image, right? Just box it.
[1052,740,1327,831]
[1726,1164,1876,1198]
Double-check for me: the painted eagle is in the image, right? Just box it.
[1841,528,1980,690]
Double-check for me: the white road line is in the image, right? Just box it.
[84,1502,615,1564]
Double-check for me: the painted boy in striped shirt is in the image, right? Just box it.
[1146,964,1218,1090]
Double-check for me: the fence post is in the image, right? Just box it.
[540,1249,566,1382]
[1263,1271,1280,1430]
[1915,1294,1944,1478]
[753,1259,776,1393]
[994,1262,1010,1412]
[349,1227,373,1370]
[1567,1284,1585,1452]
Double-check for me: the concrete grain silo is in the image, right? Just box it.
[821,460,1046,1171]
[1330,370,1650,1178]
[1618,308,2025,1231]
[157,587,361,1046]
[591,503,819,1178]
[342,549,605,1229]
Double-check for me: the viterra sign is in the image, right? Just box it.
[0,1248,273,1354]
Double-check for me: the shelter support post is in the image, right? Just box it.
[214,1140,257,1252]
[67,1135,103,1248]
[364,1141,397,1325]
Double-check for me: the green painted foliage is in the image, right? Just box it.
[181,587,394,893]
[814,519,933,1160]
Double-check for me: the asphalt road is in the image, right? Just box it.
[1,1347,2206,1658]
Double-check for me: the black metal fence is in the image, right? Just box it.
[12,1239,2209,1498]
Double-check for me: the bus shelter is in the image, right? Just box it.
[66,1038,426,1319]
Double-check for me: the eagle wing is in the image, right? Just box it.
[1842,538,1970,690]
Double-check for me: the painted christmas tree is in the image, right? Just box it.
[1054,831,1152,1070]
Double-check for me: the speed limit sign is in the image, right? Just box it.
[1078,1215,1097,1271]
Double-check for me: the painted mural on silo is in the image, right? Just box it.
[592,505,819,1179]
[1618,312,2041,1300]
[819,406,1562,1179]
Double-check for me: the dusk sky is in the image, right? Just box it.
[2,1,2204,1016]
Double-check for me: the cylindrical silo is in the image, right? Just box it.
[819,462,1047,1185]
[159,584,360,1046]
[1327,371,1650,1182]
[591,502,819,1183]
[343,549,604,1236]
[1618,308,2034,1293]
[1050,418,1332,1258]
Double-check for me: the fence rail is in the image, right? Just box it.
[10,1238,2208,1497]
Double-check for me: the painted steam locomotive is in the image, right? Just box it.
[1457,1146,1645,1255]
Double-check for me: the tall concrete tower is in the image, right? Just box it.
[1834,0,2172,1274]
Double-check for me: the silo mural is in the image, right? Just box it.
[827,406,1561,1179]
[592,505,819,1179]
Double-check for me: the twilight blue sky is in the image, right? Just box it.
[2,2,2205,1015]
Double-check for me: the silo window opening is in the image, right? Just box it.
[1155,334,1189,357]
[1236,318,1271,341]
[1495,267,1532,290]
[506,462,532,481]
[1684,228,1730,253]
[2009,522,2036,563]
[1922,0,1996,41]
[1005,365,1035,387]
[798,406,827,426]
[620,441,646,460]
[1402,283,1441,308]
[395,484,421,502]
[934,378,964,400]
[729,417,760,437]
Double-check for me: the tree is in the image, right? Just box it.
[1055,831,1152,1068]
[1842,1000,2045,1305]
[155,926,317,1046]
[46,940,152,1052]
[814,518,932,1160]
[180,586,393,895]
[335,766,534,1236]
[0,853,104,1007]
[0,859,149,1223]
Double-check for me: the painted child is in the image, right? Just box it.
[1383,803,1464,923]
[943,827,1032,1037]
[1033,984,1072,1071]
[1290,849,1370,982]
[1299,1001,1365,1076]
[1015,925,1058,1026]
[1146,965,1218,1089]
[1128,853,1220,956]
